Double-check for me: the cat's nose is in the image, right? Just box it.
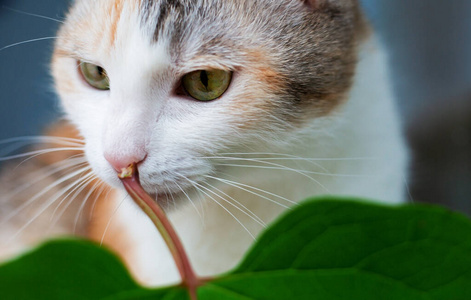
[104,152,147,173]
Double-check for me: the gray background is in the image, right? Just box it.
[1,1,470,213]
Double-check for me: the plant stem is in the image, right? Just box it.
[118,164,201,300]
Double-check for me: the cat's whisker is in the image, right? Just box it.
[14,149,85,172]
[0,166,91,226]
[205,175,294,208]
[50,172,97,224]
[89,186,114,221]
[0,135,84,145]
[0,147,84,163]
[0,137,84,160]
[163,181,177,211]
[39,171,95,224]
[178,174,263,233]
[207,156,370,178]
[0,144,77,162]
[2,6,65,24]
[0,137,84,147]
[0,159,89,228]
[0,156,88,203]
[202,153,330,172]
[0,37,58,52]
[218,152,376,161]
[191,183,208,220]
[6,169,93,243]
[197,174,267,225]
[200,179,266,228]
[74,179,105,234]
[186,180,256,240]
[48,174,97,233]
[100,194,128,247]
[214,162,331,193]
[172,178,204,221]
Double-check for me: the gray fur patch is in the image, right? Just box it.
[140,0,366,117]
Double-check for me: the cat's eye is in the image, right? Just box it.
[182,70,232,101]
[79,61,110,90]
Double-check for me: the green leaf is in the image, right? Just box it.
[2,197,471,300]
[202,197,471,299]
[0,239,187,300]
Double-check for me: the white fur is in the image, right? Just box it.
[102,37,408,286]
[51,0,407,287]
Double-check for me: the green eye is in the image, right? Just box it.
[79,61,110,90]
[182,70,232,101]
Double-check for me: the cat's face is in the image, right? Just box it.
[52,0,365,204]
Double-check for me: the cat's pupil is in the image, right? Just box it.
[97,66,105,77]
[200,71,209,89]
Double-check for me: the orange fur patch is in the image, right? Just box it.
[246,49,285,91]
[51,53,80,94]
[37,121,84,166]
[223,49,288,130]
[87,190,145,284]
[108,0,124,47]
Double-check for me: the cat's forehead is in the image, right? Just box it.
[60,0,302,63]
[139,0,250,66]
[56,0,365,118]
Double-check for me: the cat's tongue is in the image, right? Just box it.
[117,164,201,300]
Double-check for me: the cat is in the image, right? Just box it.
[0,0,407,287]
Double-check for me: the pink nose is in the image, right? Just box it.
[104,152,147,173]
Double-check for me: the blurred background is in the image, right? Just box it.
[0,1,470,213]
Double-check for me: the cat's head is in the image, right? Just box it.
[52,0,366,204]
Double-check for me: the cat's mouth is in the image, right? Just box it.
[112,162,209,210]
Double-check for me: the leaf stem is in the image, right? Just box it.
[118,164,201,300]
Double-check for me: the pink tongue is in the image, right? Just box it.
[117,164,201,300]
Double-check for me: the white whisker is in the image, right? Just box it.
[200,180,266,227]
[50,172,96,224]
[0,36,58,52]
[0,137,83,161]
[74,179,104,233]
[89,186,114,221]
[214,163,331,193]
[0,147,84,162]
[0,166,91,226]
[1,156,88,203]
[173,179,204,221]
[217,152,375,161]
[179,176,257,239]
[205,175,294,208]
[208,156,369,178]
[163,181,177,211]
[196,185,256,240]
[6,169,92,242]
[203,153,329,172]
[100,195,128,247]
[14,152,82,175]
[2,6,64,24]
[0,136,83,145]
